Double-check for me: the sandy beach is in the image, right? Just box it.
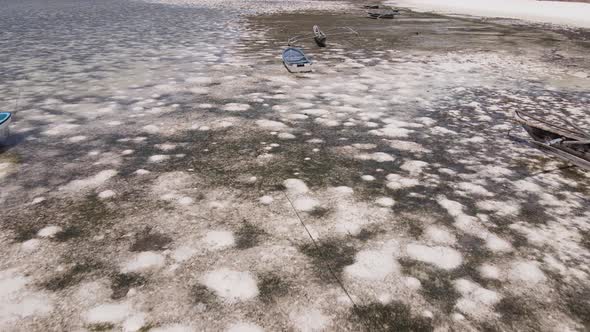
[1,0,590,331]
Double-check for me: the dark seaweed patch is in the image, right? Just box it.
[87,323,115,331]
[13,225,39,242]
[130,227,173,252]
[235,220,267,249]
[354,227,384,242]
[191,284,219,308]
[561,284,590,327]
[494,296,541,331]
[55,225,83,241]
[258,273,290,303]
[399,259,460,313]
[110,273,146,299]
[579,229,590,251]
[42,260,104,291]
[299,239,357,282]
[308,206,332,218]
[351,302,434,332]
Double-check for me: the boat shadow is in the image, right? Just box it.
[0,133,26,153]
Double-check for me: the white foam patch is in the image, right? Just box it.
[37,225,62,238]
[172,247,197,262]
[278,132,296,140]
[149,154,170,163]
[259,195,274,205]
[478,264,500,280]
[150,324,195,332]
[143,124,160,133]
[84,303,132,324]
[283,179,309,195]
[156,143,177,151]
[256,120,288,130]
[423,226,456,245]
[122,252,166,272]
[227,322,265,332]
[292,197,319,212]
[289,308,331,332]
[456,182,493,197]
[345,249,399,280]
[223,103,251,112]
[204,231,235,250]
[484,234,513,253]
[135,169,150,175]
[388,140,430,153]
[361,175,375,182]
[98,190,116,199]
[375,197,395,207]
[369,123,414,138]
[401,160,428,176]
[405,277,422,290]
[60,169,117,192]
[509,260,546,284]
[356,152,395,162]
[406,244,463,270]
[177,196,194,206]
[0,270,53,326]
[385,174,420,190]
[21,239,41,252]
[476,200,520,216]
[68,135,87,143]
[202,269,259,302]
[31,197,45,204]
[123,313,146,332]
[327,186,354,197]
[454,279,501,318]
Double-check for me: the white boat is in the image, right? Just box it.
[282,47,312,73]
[0,112,12,143]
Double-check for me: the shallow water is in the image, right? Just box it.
[1,0,590,331]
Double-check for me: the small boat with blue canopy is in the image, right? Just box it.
[0,112,11,142]
[282,47,312,73]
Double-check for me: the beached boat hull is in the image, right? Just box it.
[313,25,327,47]
[0,112,11,142]
[282,47,312,73]
[515,110,590,170]
[367,6,399,19]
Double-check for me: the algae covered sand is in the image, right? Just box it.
[1,0,590,331]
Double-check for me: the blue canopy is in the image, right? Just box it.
[282,47,311,65]
[0,112,11,125]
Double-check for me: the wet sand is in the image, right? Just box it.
[1,0,590,331]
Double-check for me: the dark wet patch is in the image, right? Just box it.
[42,259,104,291]
[399,259,460,313]
[235,220,267,249]
[130,227,173,252]
[191,284,219,308]
[579,229,590,251]
[87,323,115,332]
[137,324,155,332]
[55,225,83,241]
[299,238,357,283]
[494,296,541,331]
[354,227,384,242]
[560,284,590,327]
[308,206,332,218]
[517,198,552,225]
[110,273,146,300]
[13,224,39,242]
[258,273,290,304]
[51,194,121,241]
[401,218,424,239]
[351,301,434,332]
